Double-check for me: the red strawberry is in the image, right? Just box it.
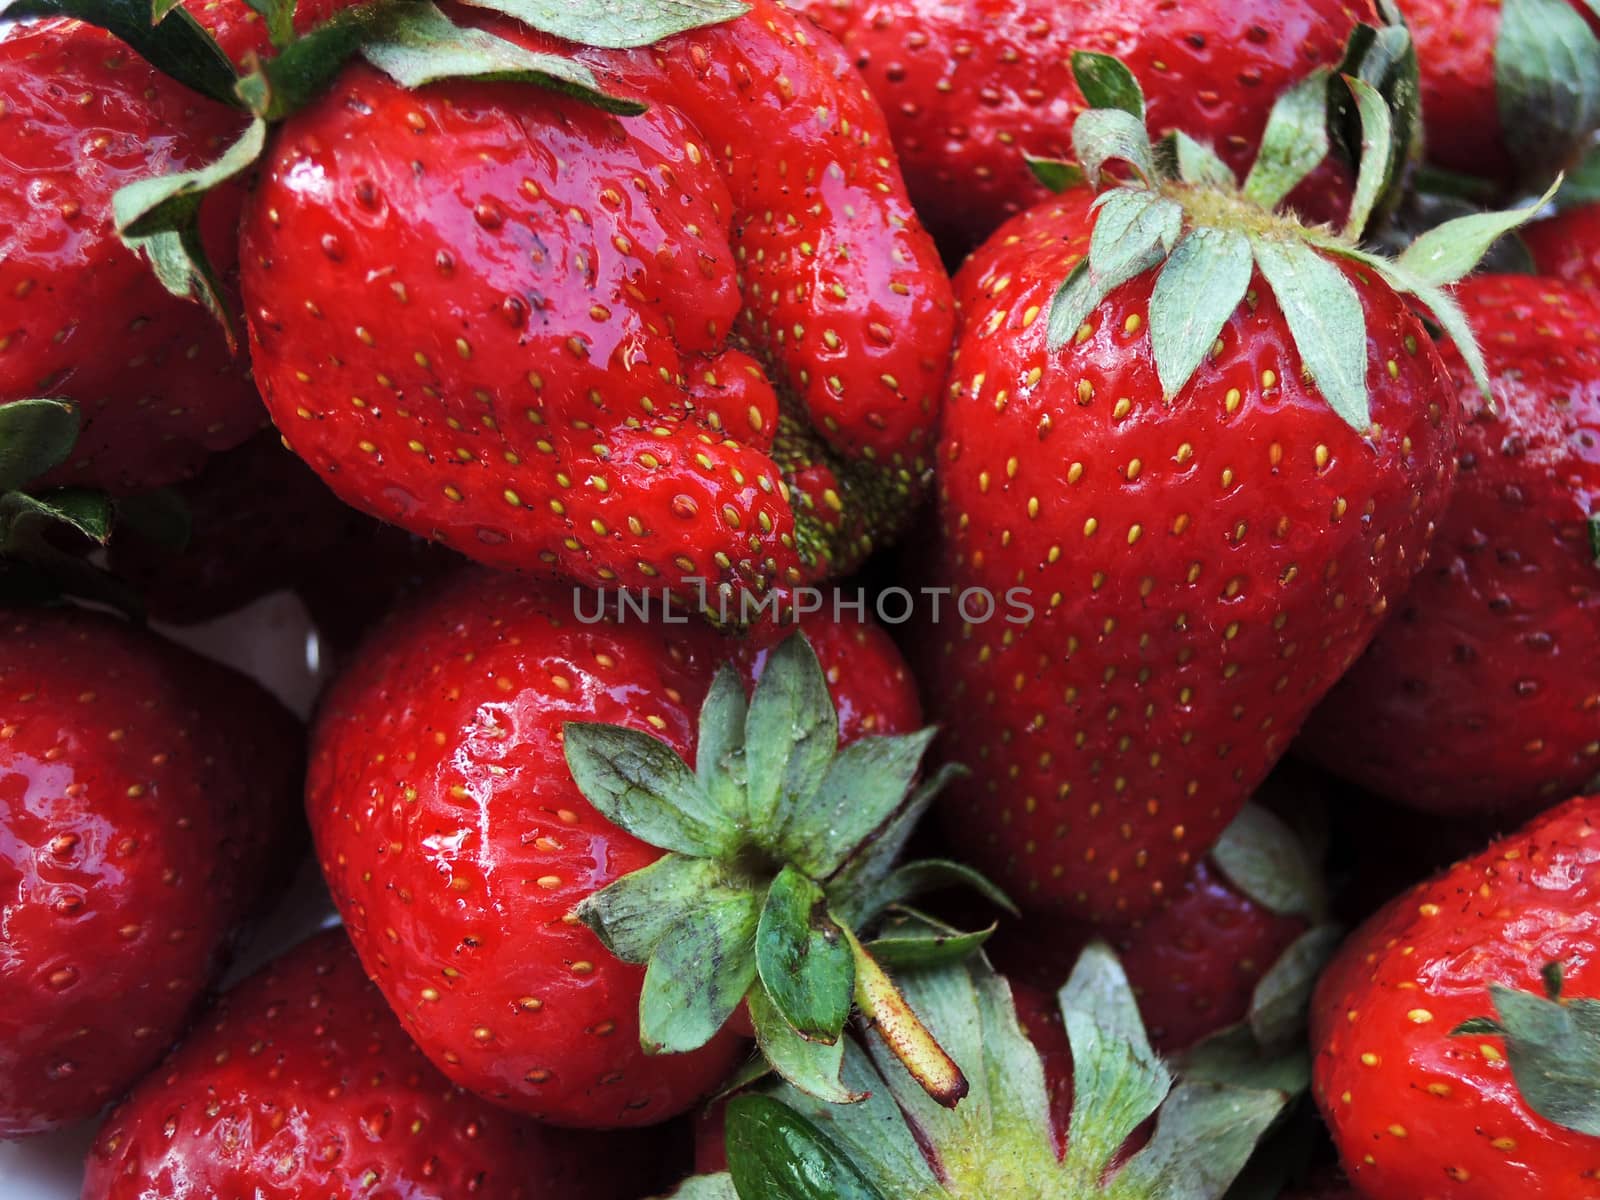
[0,14,260,493]
[1523,201,1600,292]
[1311,793,1600,1199]
[307,568,925,1128]
[789,0,1380,253]
[1404,0,1600,183]
[237,0,951,615]
[0,606,303,1137]
[108,430,457,644]
[985,783,1330,1053]
[1299,275,1600,818]
[82,928,672,1199]
[924,61,1496,924]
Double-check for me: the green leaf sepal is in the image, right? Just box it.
[1449,961,1600,1136]
[571,633,996,1108]
[674,933,1293,1200]
[1045,33,1549,435]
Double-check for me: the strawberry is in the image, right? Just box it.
[0,0,355,495]
[82,928,673,1199]
[924,57,1533,924]
[681,934,1290,1199]
[307,567,960,1128]
[1298,275,1600,818]
[989,799,1329,1055]
[1310,793,1600,1199]
[789,0,1387,253]
[1523,201,1600,292]
[214,0,951,618]
[0,606,303,1138]
[1403,0,1600,184]
[108,430,457,642]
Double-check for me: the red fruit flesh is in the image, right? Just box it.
[929,190,1457,923]
[790,0,1373,253]
[0,18,262,493]
[1311,794,1600,1199]
[307,569,921,1128]
[241,0,951,605]
[1300,276,1600,817]
[82,929,668,1199]
[0,608,303,1138]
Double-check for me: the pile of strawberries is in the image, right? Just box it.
[2,0,1598,1197]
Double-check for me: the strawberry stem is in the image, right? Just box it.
[843,924,968,1108]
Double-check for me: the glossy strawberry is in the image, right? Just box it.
[1405,0,1600,182]
[1311,794,1600,1199]
[82,929,670,1199]
[1300,276,1600,817]
[307,569,923,1128]
[239,0,951,616]
[0,16,261,492]
[789,0,1379,253]
[927,134,1467,922]
[0,606,303,1138]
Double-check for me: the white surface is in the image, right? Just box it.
[1,593,339,1197]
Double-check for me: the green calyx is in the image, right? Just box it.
[1450,961,1600,1137]
[1037,40,1553,436]
[64,0,747,329]
[0,399,188,616]
[670,936,1295,1200]
[1495,0,1600,181]
[568,634,1004,1108]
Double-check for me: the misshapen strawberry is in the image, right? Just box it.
[82,929,671,1199]
[924,57,1520,923]
[0,607,303,1137]
[1299,275,1600,817]
[1311,794,1600,1199]
[308,569,937,1128]
[791,0,1383,253]
[236,0,951,617]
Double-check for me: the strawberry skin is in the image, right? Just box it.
[307,569,920,1128]
[1299,276,1600,817]
[789,0,1372,252]
[1524,203,1600,293]
[0,16,263,493]
[83,929,671,1199]
[240,0,951,608]
[0,607,303,1138]
[1311,794,1600,1199]
[928,188,1457,923]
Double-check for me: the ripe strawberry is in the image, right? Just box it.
[1404,0,1600,183]
[788,0,1383,252]
[1299,275,1600,818]
[237,0,951,615]
[1311,793,1600,1199]
[0,0,350,494]
[1523,201,1600,292]
[986,792,1328,1054]
[689,936,1287,1198]
[82,929,672,1199]
[0,606,303,1138]
[923,58,1525,924]
[108,430,457,643]
[307,568,927,1128]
